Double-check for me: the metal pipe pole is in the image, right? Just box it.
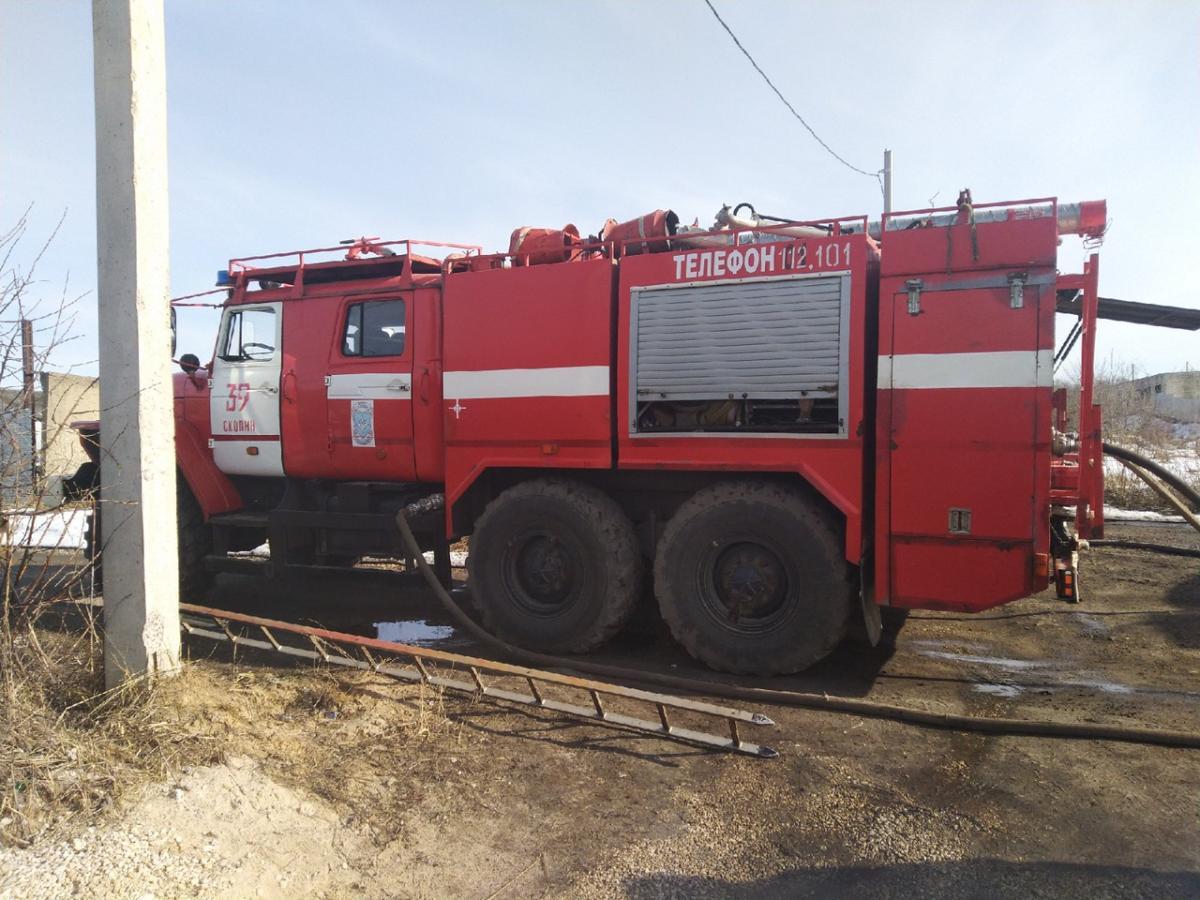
[883,149,893,214]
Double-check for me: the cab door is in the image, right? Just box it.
[209,302,284,476]
[325,294,416,479]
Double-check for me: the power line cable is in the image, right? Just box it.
[702,0,883,193]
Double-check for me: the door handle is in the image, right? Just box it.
[387,379,410,393]
[260,383,279,394]
[419,368,430,403]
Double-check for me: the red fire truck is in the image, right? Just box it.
[70,194,1118,675]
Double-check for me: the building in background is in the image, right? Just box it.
[40,372,99,494]
[0,372,98,507]
[1126,370,1200,422]
[0,387,38,504]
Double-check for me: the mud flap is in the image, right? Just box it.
[858,589,883,646]
[848,553,882,647]
[1055,552,1081,603]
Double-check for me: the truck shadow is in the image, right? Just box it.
[592,630,897,701]
[1165,572,1200,649]
[443,705,711,768]
[621,860,1200,899]
[22,560,897,701]
[195,568,897,699]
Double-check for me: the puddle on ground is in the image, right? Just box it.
[908,639,990,653]
[973,683,1024,698]
[918,650,1048,671]
[970,678,1137,698]
[1057,677,1134,695]
[918,646,1155,699]
[1075,619,1108,638]
[374,619,457,646]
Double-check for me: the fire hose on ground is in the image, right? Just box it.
[393,508,1200,751]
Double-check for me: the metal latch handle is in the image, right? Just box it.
[906,279,923,316]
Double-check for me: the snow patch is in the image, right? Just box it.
[1104,454,1200,482]
[3,508,88,549]
[423,549,469,568]
[1059,505,1185,523]
[1102,507,1186,523]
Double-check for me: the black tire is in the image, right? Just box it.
[177,476,214,600]
[654,481,854,675]
[467,479,642,653]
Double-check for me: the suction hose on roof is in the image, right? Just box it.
[395,510,1200,751]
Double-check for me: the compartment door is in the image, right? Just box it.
[885,278,1049,609]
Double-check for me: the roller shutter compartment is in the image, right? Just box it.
[631,273,849,435]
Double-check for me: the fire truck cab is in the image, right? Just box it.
[77,196,1113,676]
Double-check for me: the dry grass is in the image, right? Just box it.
[0,598,469,850]
[1104,458,1197,513]
[1059,361,1199,514]
[0,615,211,847]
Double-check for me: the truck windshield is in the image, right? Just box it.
[220,307,277,362]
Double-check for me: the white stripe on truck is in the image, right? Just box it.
[878,350,1052,390]
[443,366,610,399]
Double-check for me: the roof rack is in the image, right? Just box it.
[224,237,482,298]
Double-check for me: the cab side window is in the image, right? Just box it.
[219,307,277,362]
[342,299,406,357]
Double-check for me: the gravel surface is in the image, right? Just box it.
[0,757,362,900]
[2,523,1197,898]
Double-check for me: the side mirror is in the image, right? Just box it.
[170,305,177,357]
[179,353,201,374]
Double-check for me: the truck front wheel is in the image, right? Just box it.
[80,477,213,600]
[467,479,641,653]
[177,476,214,600]
[654,481,854,675]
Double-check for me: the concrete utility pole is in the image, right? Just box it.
[92,0,180,687]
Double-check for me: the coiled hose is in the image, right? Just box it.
[395,512,1200,751]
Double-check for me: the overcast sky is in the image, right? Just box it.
[2,0,1197,378]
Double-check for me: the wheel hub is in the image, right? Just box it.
[713,542,788,623]
[512,535,575,608]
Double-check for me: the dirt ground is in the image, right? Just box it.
[2,522,1198,899]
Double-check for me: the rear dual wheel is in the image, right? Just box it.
[467,477,853,674]
[467,479,642,653]
[654,481,854,675]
